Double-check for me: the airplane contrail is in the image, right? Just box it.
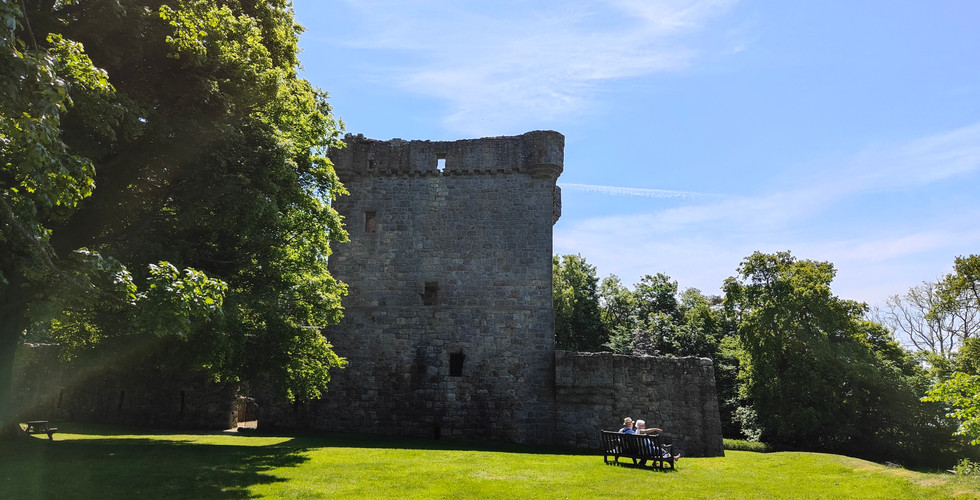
[560,183,725,200]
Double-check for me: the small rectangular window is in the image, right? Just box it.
[415,347,427,375]
[422,282,438,306]
[436,153,446,172]
[449,352,465,377]
[365,211,376,233]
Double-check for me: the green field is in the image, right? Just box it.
[1,424,977,499]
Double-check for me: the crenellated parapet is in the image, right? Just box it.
[330,130,564,183]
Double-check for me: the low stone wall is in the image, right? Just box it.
[555,351,724,457]
[12,342,236,430]
[12,342,725,455]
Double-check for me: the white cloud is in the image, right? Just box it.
[336,0,740,135]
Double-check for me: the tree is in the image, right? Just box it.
[922,257,980,447]
[1,0,120,430]
[598,275,636,334]
[723,251,946,459]
[923,338,980,445]
[633,273,680,323]
[919,256,980,448]
[553,254,606,352]
[1,0,348,429]
[873,281,979,358]
[598,275,635,353]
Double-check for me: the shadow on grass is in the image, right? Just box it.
[1,422,613,498]
[601,458,678,473]
[0,431,310,499]
[236,427,599,457]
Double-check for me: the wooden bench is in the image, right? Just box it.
[23,420,58,440]
[601,430,675,469]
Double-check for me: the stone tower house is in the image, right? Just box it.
[316,131,564,444]
[11,129,724,455]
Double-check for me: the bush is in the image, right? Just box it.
[954,458,980,476]
[724,439,772,453]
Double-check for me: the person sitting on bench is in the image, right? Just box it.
[636,420,680,461]
[618,417,636,434]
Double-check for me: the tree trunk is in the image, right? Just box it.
[0,318,25,436]
[0,267,31,436]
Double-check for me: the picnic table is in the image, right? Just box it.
[23,420,58,440]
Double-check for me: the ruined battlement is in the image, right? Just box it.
[331,130,564,181]
[11,129,722,456]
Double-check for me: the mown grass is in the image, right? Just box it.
[1,423,978,499]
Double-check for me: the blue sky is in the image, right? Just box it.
[293,0,980,307]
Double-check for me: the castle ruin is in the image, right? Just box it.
[313,131,563,444]
[13,131,724,456]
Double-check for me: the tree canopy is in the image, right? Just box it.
[724,251,947,458]
[553,254,605,352]
[922,256,980,445]
[1,0,348,429]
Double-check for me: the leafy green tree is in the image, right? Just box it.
[1,0,348,429]
[633,273,680,323]
[924,336,980,445]
[724,251,948,460]
[598,275,635,353]
[598,275,635,334]
[0,0,163,431]
[921,256,980,447]
[553,254,606,352]
[937,256,980,309]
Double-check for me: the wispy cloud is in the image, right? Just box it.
[336,0,740,135]
[816,121,980,195]
[555,122,980,304]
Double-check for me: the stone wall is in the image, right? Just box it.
[12,341,236,430]
[555,351,725,457]
[308,131,563,444]
[10,130,725,455]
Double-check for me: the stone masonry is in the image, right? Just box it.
[555,351,724,456]
[313,131,564,445]
[11,130,725,456]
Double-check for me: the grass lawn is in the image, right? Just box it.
[1,424,978,499]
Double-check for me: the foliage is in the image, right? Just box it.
[723,439,772,452]
[553,254,606,352]
[724,251,953,460]
[1,0,349,428]
[603,324,634,354]
[3,425,979,499]
[598,275,636,338]
[954,458,980,476]
[935,255,980,318]
[920,256,980,447]
[923,362,980,445]
[874,281,979,358]
[633,273,680,323]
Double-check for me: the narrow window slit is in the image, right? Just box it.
[365,211,376,233]
[422,282,439,306]
[449,352,465,377]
